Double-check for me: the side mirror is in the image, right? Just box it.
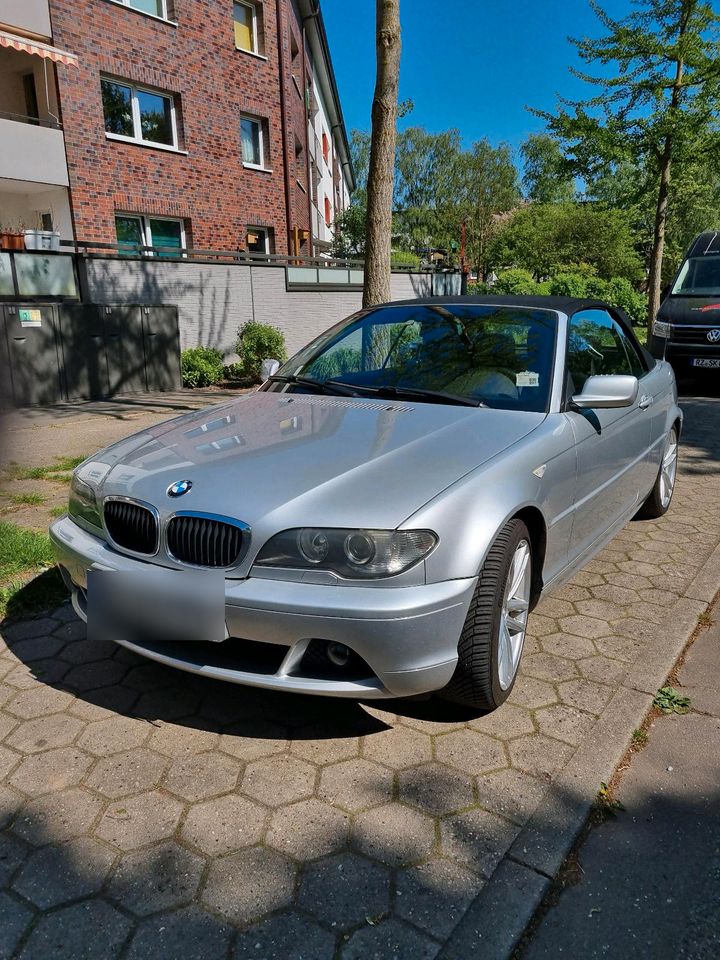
[572,374,639,410]
[260,358,281,380]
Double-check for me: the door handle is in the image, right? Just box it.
[638,394,654,409]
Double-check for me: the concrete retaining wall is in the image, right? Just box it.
[82,258,437,358]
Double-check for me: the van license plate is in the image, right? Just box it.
[692,358,720,368]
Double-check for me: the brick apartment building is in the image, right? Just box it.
[0,0,354,257]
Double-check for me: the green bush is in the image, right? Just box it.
[236,322,287,383]
[549,272,591,298]
[467,281,490,295]
[308,347,362,380]
[493,269,538,295]
[391,250,422,269]
[222,362,245,381]
[603,277,648,328]
[181,347,224,389]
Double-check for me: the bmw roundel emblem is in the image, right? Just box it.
[167,479,192,498]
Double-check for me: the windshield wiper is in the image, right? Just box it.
[332,382,484,408]
[268,375,359,397]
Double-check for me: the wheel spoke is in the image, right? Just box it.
[498,620,514,688]
[505,614,527,634]
[508,544,530,598]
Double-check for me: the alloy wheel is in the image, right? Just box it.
[659,429,678,510]
[498,538,531,690]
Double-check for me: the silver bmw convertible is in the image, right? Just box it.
[50,296,681,712]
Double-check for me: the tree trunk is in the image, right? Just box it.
[647,9,688,325]
[363,0,401,308]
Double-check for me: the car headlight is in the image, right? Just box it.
[652,320,671,339]
[68,473,102,530]
[254,528,438,579]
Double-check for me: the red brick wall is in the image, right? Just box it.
[49,0,314,253]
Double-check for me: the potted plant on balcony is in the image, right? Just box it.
[0,222,26,251]
[23,212,60,252]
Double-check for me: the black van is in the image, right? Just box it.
[648,230,720,372]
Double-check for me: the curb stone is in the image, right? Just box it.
[440,541,720,960]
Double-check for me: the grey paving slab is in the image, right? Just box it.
[0,389,718,958]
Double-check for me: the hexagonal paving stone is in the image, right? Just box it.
[526,612,560,637]
[9,746,92,796]
[12,837,116,909]
[475,768,548,824]
[340,917,438,960]
[594,634,644,662]
[508,675,558,710]
[0,891,33,960]
[361,725,432,770]
[147,721,220,757]
[181,793,267,856]
[318,758,394,813]
[440,807,520,876]
[6,714,84,754]
[95,790,184,850]
[468,703,535,740]
[521,653,578,683]
[290,727,361,765]
[535,704,597,746]
[15,899,132,960]
[3,618,59,643]
[219,721,289,761]
[533,597,576,620]
[62,659,128,692]
[242,754,316,807]
[398,762,475,816]
[77,715,150,756]
[162,751,240,801]
[558,679,614,715]
[396,857,484,940]
[84,748,168,799]
[107,841,205,916]
[267,798,349,861]
[435,729,507,776]
[577,655,628,685]
[541,632,598,660]
[6,686,73,719]
[126,907,234,960]
[68,686,139,723]
[352,803,436,867]
[234,911,335,960]
[0,744,20,780]
[134,685,203,722]
[508,734,575,780]
[297,851,390,930]
[202,847,297,925]
[12,788,104,845]
[0,830,28,886]
[5,660,69,691]
[557,615,610,640]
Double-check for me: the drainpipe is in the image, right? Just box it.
[275,0,295,255]
[301,5,321,257]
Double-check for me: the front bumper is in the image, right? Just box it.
[50,515,475,699]
[648,333,720,366]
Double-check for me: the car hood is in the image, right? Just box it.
[91,391,545,530]
[657,295,720,325]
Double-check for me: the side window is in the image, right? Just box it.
[567,309,643,392]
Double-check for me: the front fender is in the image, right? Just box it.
[404,415,577,584]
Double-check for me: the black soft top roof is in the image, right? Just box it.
[385,295,614,315]
[686,231,720,258]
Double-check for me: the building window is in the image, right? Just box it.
[324,196,332,227]
[115,214,185,257]
[322,132,329,165]
[241,116,265,168]
[246,226,271,254]
[113,0,171,18]
[233,1,260,53]
[102,78,177,149]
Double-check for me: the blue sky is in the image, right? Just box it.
[323,0,633,151]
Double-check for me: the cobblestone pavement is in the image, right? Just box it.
[1,393,719,959]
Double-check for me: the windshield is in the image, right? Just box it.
[672,255,720,296]
[271,303,557,413]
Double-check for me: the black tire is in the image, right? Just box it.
[441,518,531,711]
[636,425,679,520]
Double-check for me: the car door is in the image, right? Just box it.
[566,309,652,560]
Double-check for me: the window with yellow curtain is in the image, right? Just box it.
[233,1,256,52]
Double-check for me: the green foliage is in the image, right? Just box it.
[391,250,421,269]
[549,272,594,298]
[521,133,576,204]
[181,347,224,389]
[236,322,287,383]
[493,269,538,295]
[490,203,643,281]
[0,521,55,580]
[222,362,245,382]
[308,347,363,381]
[653,686,691,715]
[467,281,491,295]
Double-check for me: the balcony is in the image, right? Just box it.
[1,0,52,41]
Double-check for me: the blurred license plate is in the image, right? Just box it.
[692,358,720,368]
[86,569,225,644]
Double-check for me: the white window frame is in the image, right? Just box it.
[103,77,179,152]
[109,0,174,24]
[246,226,271,255]
[240,115,266,170]
[115,213,186,257]
[233,0,259,54]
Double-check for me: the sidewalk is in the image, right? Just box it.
[518,610,720,960]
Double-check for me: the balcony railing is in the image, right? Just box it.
[0,108,61,129]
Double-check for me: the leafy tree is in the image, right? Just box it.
[534,0,720,322]
[521,133,576,203]
[490,202,644,281]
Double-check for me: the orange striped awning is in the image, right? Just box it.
[0,29,78,66]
